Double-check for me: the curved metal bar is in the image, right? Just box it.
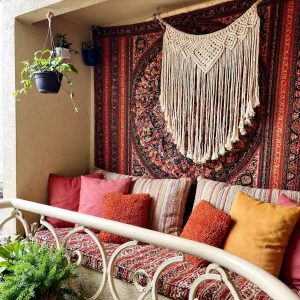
[15,210,30,237]
[0,209,30,238]
[62,226,108,300]
[206,263,241,300]
[107,240,138,300]
[1,198,298,300]
[151,256,184,300]
[30,222,40,237]
[39,216,62,249]
[132,269,152,300]
[188,263,242,300]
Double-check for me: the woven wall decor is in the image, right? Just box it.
[159,2,260,163]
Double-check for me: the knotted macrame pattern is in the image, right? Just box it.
[159,2,260,163]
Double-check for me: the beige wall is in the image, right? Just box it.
[14,17,92,225]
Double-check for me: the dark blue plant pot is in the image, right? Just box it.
[34,71,63,94]
[82,49,100,66]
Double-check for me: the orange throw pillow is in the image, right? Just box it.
[180,201,231,267]
[224,192,300,276]
[99,193,151,244]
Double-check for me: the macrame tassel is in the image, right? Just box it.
[159,2,260,163]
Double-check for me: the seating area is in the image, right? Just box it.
[1,0,300,299]
[22,168,299,299]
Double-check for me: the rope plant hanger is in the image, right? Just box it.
[45,12,78,111]
[14,12,79,112]
[157,1,260,163]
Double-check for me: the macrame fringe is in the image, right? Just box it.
[159,2,260,163]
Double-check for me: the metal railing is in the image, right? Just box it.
[0,198,298,300]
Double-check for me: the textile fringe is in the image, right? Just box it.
[159,2,260,163]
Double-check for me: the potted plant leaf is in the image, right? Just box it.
[54,33,78,60]
[82,41,100,66]
[14,49,79,112]
[0,240,27,275]
[0,241,80,300]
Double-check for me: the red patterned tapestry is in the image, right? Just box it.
[93,0,300,191]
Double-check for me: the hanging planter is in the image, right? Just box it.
[14,13,80,112]
[82,41,100,66]
[54,33,78,60]
[34,71,63,93]
[55,47,71,59]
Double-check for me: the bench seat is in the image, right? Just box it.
[34,228,281,300]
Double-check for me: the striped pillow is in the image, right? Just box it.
[194,177,300,212]
[92,167,138,180]
[93,168,191,235]
[132,178,192,235]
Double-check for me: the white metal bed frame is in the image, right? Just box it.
[0,198,298,300]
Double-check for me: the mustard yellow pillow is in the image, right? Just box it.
[224,191,300,276]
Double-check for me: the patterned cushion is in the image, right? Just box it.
[93,168,191,236]
[35,228,272,300]
[131,178,191,235]
[194,177,300,212]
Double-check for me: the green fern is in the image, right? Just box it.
[0,242,79,300]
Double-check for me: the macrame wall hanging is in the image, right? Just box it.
[158,2,260,163]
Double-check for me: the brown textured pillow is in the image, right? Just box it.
[181,201,231,267]
[99,193,151,244]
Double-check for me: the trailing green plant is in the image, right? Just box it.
[54,33,78,54]
[14,49,79,112]
[0,242,79,300]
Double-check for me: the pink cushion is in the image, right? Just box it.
[47,173,103,228]
[77,177,132,231]
[277,194,300,288]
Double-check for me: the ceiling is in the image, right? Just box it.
[62,0,213,27]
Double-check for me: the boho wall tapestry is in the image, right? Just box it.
[158,2,260,163]
[94,0,300,191]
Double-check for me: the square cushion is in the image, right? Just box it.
[194,177,300,213]
[224,192,300,276]
[277,194,300,288]
[47,172,103,228]
[180,201,231,267]
[131,177,191,235]
[99,193,151,244]
[77,177,132,231]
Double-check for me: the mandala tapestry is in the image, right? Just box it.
[93,0,300,191]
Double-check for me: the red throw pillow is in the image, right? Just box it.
[99,193,151,244]
[47,172,103,228]
[78,177,132,232]
[277,194,300,288]
[180,200,231,267]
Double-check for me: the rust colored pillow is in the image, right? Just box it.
[99,193,151,244]
[180,200,231,267]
